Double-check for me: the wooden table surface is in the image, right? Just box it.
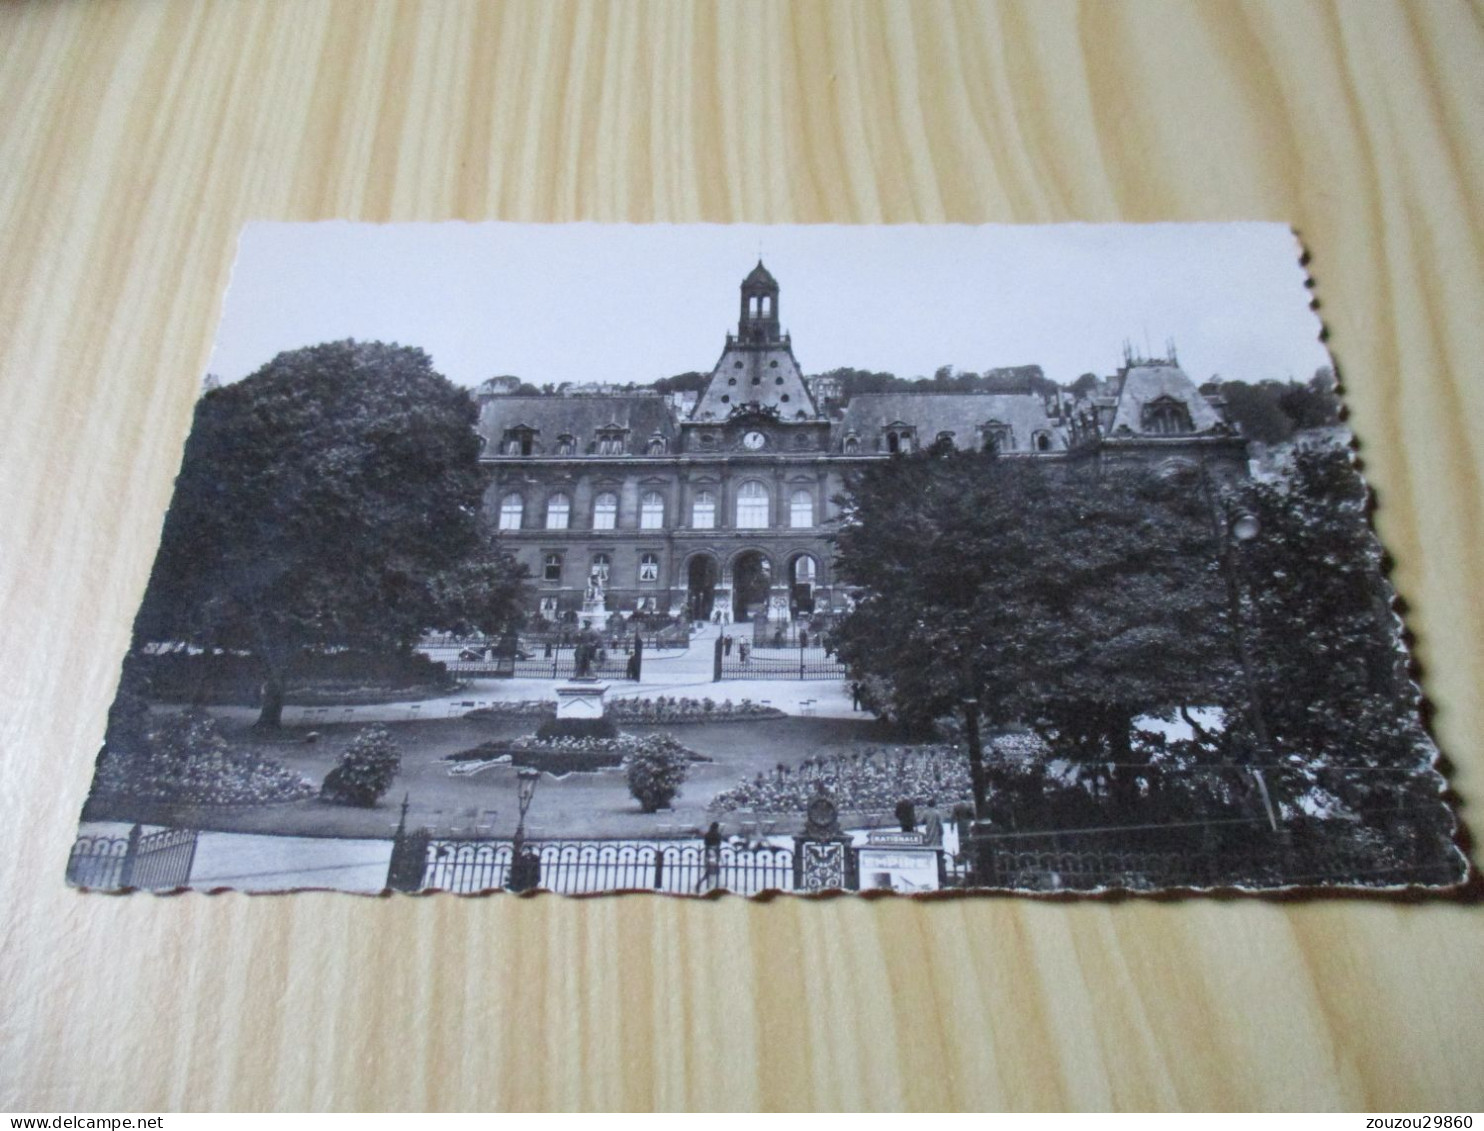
[2,0,1480,1112]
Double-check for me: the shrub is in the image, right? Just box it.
[320,725,401,807]
[625,735,691,813]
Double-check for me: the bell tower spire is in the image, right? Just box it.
[738,260,781,344]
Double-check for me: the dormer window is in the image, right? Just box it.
[1142,396,1194,435]
[502,427,536,456]
[843,434,860,455]
[554,434,576,456]
[646,436,667,456]
[595,428,625,455]
[980,421,1012,453]
[884,426,915,454]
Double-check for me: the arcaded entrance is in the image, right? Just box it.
[788,553,819,616]
[731,551,772,623]
[686,553,718,621]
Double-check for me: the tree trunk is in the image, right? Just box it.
[255,674,285,728]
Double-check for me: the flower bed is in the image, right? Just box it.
[707,733,1047,815]
[446,732,705,778]
[92,708,317,806]
[462,696,783,725]
[606,696,784,724]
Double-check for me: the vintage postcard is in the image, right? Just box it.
[68,222,1468,895]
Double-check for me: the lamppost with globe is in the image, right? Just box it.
[507,766,542,892]
[1218,506,1280,833]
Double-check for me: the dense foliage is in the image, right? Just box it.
[829,441,1456,867]
[132,340,528,726]
[832,449,1230,743]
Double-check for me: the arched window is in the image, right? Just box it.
[736,481,769,529]
[1035,432,1052,452]
[596,430,624,455]
[843,436,859,455]
[546,493,570,530]
[542,553,563,583]
[692,490,716,530]
[640,490,665,530]
[790,489,813,529]
[593,491,618,530]
[646,437,666,455]
[498,493,523,531]
[639,552,660,582]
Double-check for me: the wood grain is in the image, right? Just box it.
[1,0,1480,1112]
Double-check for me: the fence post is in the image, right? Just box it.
[713,636,723,681]
[653,848,665,890]
[799,641,806,680]
[119,823,143,888]
[386,795,430,892]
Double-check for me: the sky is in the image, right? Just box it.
[207,222,1332,390]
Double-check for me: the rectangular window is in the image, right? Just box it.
[543,553,563,583]
[640,491,664,530]
[639,553,660,582]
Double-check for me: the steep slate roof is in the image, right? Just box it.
[1106,364,1223,435]
[477,394,677,455]
[691,343,821,421]
[836,393,1064,453]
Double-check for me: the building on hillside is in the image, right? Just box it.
[478,262,1246,626]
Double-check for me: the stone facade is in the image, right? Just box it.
[478,262,1246,624]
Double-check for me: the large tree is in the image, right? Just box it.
[132,340,527,726]
[1222,445,1445,825]
[830,447,1231,819]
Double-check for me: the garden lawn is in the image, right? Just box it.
[108,711,897,839]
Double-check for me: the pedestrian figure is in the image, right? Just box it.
[799,629,809,649]
[895,798,916,834]
[922,798,944,847]
[699,820,723,893]
[738,641,750,664]
[723,634,733,657]
[851,682,863,711]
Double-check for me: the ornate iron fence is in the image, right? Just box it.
[945,834,1459,891]
[717,648,847,681]
[66,824,198,890]
[409,838,797,895]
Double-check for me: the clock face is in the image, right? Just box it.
[742,431,766,450]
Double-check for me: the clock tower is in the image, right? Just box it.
[687,262,824,438]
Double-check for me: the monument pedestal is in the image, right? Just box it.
[578,600,609,631]
[858,829,942,893]
[554,680,609,720]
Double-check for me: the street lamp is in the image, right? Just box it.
[1218,507,1280,833]
[508,766,542,892]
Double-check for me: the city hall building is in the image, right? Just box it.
[477,262,1244,625]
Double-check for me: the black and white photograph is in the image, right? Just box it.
[68,221,1468,896]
